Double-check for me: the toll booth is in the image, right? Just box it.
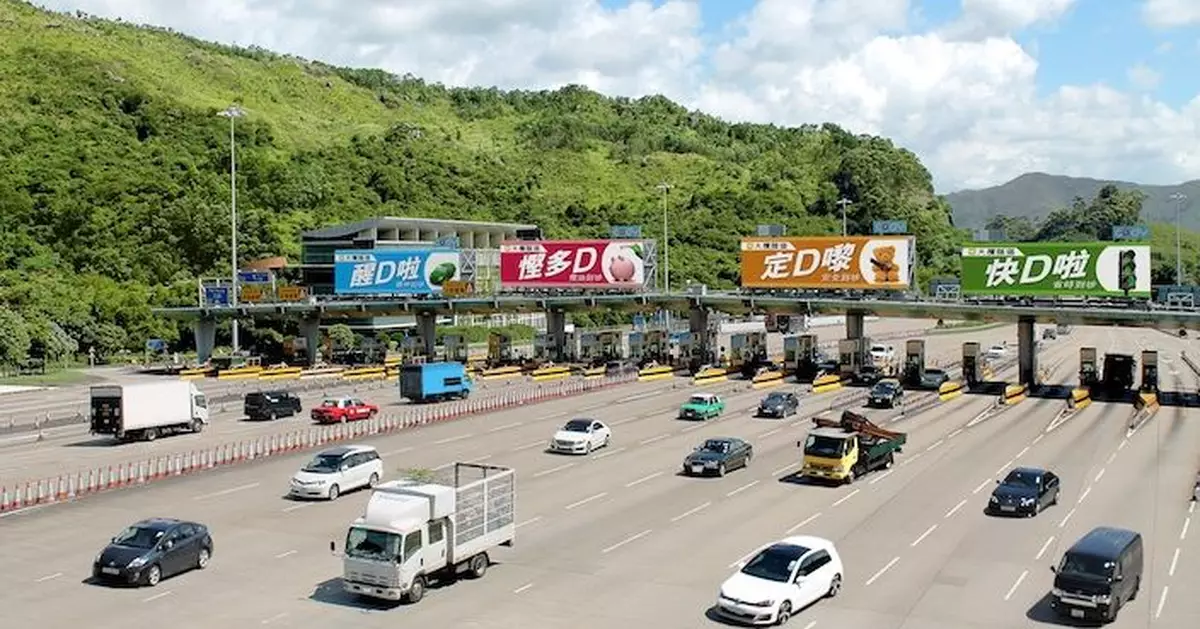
[561,331,579,362]
[443,334,468,363]
[962,342,982,387]
[629,332,647,364]
[903,340,925,388]
[1079,347,1098,388]
[731,331,768,376]
[784,334,819,379]
[533,333,551,362]
[1140,350,1158,392]
[488,332,513,366]
[645,329,668,363]
[400,337,426,364]
[598,331,622,361]
[579,332,603,365]
[838,338,868,376]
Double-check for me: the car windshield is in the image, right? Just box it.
[1002,470,1039,487]
[741,545,808,583]
[688,396,711,405]
[345,526,402,562]
[303,453,343,473]
[764,394,785,403]
[321,399,343,408]
[924,370,945,378]
[871,346,888,353]
[563,419,591,432]
[1058,553,1115,579]
[113,525,166,549]
[702,440,731,453]
[872,382,897,393]
[804,434,847,458]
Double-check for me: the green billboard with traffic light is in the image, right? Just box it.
[960,242,1151,297]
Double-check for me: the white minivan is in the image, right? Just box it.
[716,536,844,625]
[289,445,384,500]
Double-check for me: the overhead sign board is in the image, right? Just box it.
[873,220,907,235]
[277,286,307,301]
[333,249,461,295]
[441,280,472,297]
[499,240,648,288]
[1112,225,1149,241]
[960,242,1151,297]
[237,271,271,284]
[756,224,786,237]
[203,286,230,306]
[739,236,914,290]
[610,225,642,239]
[435,235,461,248]
[239,286,265,302]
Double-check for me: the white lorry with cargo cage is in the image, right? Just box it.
[332,462,515,604]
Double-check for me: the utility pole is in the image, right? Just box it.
[657,182,671,293]
[1170,192,1187,285]
[837,197,852,236]
[218,105,245,353]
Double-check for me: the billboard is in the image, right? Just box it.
[960,242,1151,297]
[739,236,914,290]
[333,249,461,295]
[499,240,648,288]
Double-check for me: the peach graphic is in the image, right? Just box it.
[609,253,637,282]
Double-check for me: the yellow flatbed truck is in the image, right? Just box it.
[798,410,906,484]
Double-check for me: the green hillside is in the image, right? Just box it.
[0,0,959,362]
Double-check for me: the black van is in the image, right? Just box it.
[1050,526,1143,623]
[243,390,302,420]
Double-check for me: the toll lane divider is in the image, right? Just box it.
[638,365,676,382]
[341,366,387,382]
[1066,387,1091,410]
[811,374,846,394]
[216,366,264,381]
[531,365,572,382]
[1001,383,1028,405]
[0,373,638,514]
[1128,391,1160,431]
[258,367,303,382]
[180,367,215,379]
[751,370,785,390]
[480,365,523,380]
[937,380,965,402]
[692,367,730,386]
[582,365,608,380]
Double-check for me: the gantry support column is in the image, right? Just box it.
[1017,316,1038,387]
[546,309,567,362]
[845,310,865,341]
[689,305,712,367]
[417,312,437,360]
[299,317,321,366]
[193,318,216,364]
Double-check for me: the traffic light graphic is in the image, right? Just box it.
[1119,249,1137,294]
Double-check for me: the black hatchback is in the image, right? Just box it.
[93,518,213,586]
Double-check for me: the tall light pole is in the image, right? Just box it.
[836,197,852,236]
[1170,192,1187,285]
[657,182,671,293]
[218,105,245,353]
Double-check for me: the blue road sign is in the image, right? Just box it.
[435,235,461,248]
[334,249,462,295]
[237,271,271,284]
[632,314,646,331]
[610,225,642,239]
[145,339,167,352]
[203,286,230,306]
[873,220,908,235]
[1112,225,1149,240]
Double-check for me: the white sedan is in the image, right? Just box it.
[548,418,611,455]
[985,344,1008,358]
[716,536,844,625]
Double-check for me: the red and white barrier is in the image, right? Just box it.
[0,373,637,513]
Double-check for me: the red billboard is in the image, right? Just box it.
[500,240,648,288]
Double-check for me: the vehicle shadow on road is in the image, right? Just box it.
[65,438,118,448]
[776,472,829,486]
[703,606,740,625]
[1025,592,1091,626]
[308,573,470,610]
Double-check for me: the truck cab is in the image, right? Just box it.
[800,411,906,484]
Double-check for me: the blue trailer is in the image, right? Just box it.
[400,362,474,402]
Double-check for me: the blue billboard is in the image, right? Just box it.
[334,249,462,295]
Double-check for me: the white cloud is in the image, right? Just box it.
[1142,0,1200,28]
[30,0,1200,193]
[1127,63,1162,90]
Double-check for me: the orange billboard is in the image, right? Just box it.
[739,236,915,290]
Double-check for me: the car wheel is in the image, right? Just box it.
[744,453,752,468]
[603,435,610,447]
[368,473,380,488]
[827,573,842,597]
[405,575,426,604]
[775,601,792,625]
[144,564,161,587]
[328,484,340,501]
[197,547,211,569]
[468,553,489,579]
[586,442,593,455]
[270,412,277,421]
[717,463,726,477]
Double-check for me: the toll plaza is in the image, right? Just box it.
[442,334,468,363]
[784,334,820,381]
[902,339,925,388]
[730,330,768,377]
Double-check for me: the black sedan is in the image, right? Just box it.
[988,467,1060,517]
[682,438,753,477]
[93,518,213,586]
[917,368,949,390]
[867,379,904,408]
[757,392,799,417]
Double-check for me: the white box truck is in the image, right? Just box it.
[89,381,209,442]
[333,462,515,603]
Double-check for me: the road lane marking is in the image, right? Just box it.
[282,502,313,513]
[274,550,297,559]
[759,428,781,438]
[1106,451,1117,464]
[601,529,652,554]
[513,583,534,594]
[801,622,816,629]
[532,463,574,478]
[833,489,860,507]
[727,480,760,497]
[194,483,260,501]
[142,590,173,603]
[1181,517,1190,540]
[926,439,944,452]
[516,516,543,529]
[1077,486,1091,504]
[594,447,627,459]
[382,446,414,456]
[640,434,669,445]
[902,452,923,466]
[625,471,662,487]
[671,502,712,522]
[786,513,822,534]
[565,492,608,510]
[1155,586,1169,619]
[1191,502,1195,514]
[1169,547,1180,576]
[911,524,937,547]
[1004,570,1028,601]
[1031,434,1044,445]
[1035,536,1055,560]
[972,479,992,494]
[514,439,546,451]
[1058,508,1076,528]
[944,499,967,518]
[1016,446,1029,458]
[1093,468,1105,482]
[35,572,62,582]
[488,422,523,432]
[868,470,893,485]
[995,460,1014,475]
[948,429,962,439]
[772,463,794,476]
[730,545,770,568]
[864,556,899,586]
[1118,438,1128,451]
[434,433,473,445]
[261,613,288,625]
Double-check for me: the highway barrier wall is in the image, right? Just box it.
[637,365,675,382]
[751,370,785,390]
[937,380,965,402]
[692,367,730,386]
[1002,383,1028,405]
[811,374,845,394]
[0,372,639,514]
[1067,387,1092,410]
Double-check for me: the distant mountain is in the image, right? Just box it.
[946,173,1200,230]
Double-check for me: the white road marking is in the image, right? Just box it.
[948,428,962,439]
[801,622,816,629]
[625,471,663,487]
[513,583,534,594]
[1093,468,1105,482]
[35,572,62,582]
[865,556,900,586]
[772,463,795,476]
[1031,434,1044,445]
[911,524,938,547]
[1004,570,1028,601]
[594,447,627,459]
[868,470,893,485]
[1058,508,1076,528]
[282,502,313,513]
[833,489,860,507]
[945,499,967,518]
[1181,517,1190,540]
[759,428,781,438]
[972,479,992,494]
[1118,438,1128,451]
[727,480,760,497]
[730,544,770,569]
[142,590,173,603]
[194,483,260,501]
[1016,446,1029,458]
[516,516,543,529]
[565,492,608,510]
[681,423,708,432]
[260,613,288,625]
[382,446,413,456]
[274,550,297,559]
[995,460,1015,475]
[926,439,944,452]
[786,513,822,534]
[1169,547,1180,577]
[1035,536,1055,560]
[532,463,575,478]
[1191,502,1196,514]
[640,434,669,445]
[514,439,546,451]
[1077,486,1091,504]
[1106,451,1117,464]
[488,422,523,432]
[903,452,923,465]
[671,501,712,522]
[601,529,652,554]
[434,433,473,445]
[1155,586,1169,619]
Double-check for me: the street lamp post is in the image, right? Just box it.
[837,197,852,236]
[657,182,671,293]
[1170,192,1187,285]
[218,105,245,353]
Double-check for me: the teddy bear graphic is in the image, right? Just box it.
[870,245,902,284]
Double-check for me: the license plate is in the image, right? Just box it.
[692,466,703,474]
[1070,609,1084,618]
[101,567,119,575]
[1000,505,1015,512]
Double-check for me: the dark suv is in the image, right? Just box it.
[244,391,302,420]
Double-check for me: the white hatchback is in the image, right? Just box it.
[289,444,384,501]
[716,536,844,625]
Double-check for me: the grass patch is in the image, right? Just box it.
[0,368,91,387]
